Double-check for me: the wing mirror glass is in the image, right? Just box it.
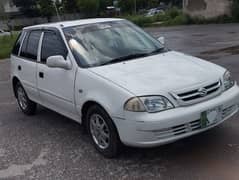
[46,55,72,70]
[157,36,165,45]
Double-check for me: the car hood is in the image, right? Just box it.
[89,51,225,95]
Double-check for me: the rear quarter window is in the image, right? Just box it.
[20,30,42,61]
[12,32,24,56]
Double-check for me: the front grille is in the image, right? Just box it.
[222,105,238,119]
[172,81,221,105]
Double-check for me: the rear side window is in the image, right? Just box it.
[41,31,68,63]
[20,30,42,61]
[12,32,24,55]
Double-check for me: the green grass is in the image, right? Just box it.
[0,33,19,59]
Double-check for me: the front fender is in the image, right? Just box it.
[75,68,134,120]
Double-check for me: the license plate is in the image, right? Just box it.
[201,106,221,128]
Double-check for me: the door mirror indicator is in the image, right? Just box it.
[46,55,72,70]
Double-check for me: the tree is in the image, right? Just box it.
[0,0,7,17]
[13,0,57,21]
[13,0,39,17]
[55,0,63,14]
[76,0,100,17]
[162,0,182,7]
[0,0,12,32]
[118,0,135,14]
[232,0,239,21]
[99,0,112,12]
[38,0,55,22]
[62,0,78,13]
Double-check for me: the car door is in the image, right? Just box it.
[15,30,42,102]
[37,29,77,118]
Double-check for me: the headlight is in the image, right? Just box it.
[124,97,146,112]
[124,96,174,113]
[223,71,234,90]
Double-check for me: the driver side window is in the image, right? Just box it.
[41,31,68,64]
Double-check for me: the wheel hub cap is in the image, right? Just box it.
[90,114,110,149]
[17,87,27,110]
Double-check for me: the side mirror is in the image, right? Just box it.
[46,55,72,70]
[157,36,165,45]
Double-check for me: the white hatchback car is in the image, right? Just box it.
[11,18,239,157]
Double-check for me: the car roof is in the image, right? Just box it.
[23,18,123,30]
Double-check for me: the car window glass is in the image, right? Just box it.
[20,30,41,60]
[41,31,68,63]
[19,32,29,58]
[63,20,163,68]
[12,32,24,55]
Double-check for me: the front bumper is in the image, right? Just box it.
[113,85,239,147]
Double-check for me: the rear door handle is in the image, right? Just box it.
[39,72,44,78]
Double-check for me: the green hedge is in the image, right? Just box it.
[0,34,19,59]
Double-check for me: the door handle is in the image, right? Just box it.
[18,65,21,71]
[39,72,44,78]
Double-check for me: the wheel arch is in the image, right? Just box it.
[81,101,105,127]
[81,100,118,132]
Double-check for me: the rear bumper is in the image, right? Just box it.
[114,85,239,147]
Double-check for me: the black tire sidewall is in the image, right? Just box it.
[15,82,36,115]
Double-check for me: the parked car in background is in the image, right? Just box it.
[145,2,168,17]
[0,29,10,36]
[11,18,239,158]
[106,6,121,17]
[146,8,165,17]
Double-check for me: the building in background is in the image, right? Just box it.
[183,0,232,19]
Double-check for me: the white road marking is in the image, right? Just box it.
[0,148,48,178]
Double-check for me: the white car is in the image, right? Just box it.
[10,18,239,157]
[146,8,165,17]
[0,29,10,36]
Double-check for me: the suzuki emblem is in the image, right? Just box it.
[198,87,207,97]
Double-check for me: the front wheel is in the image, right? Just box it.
[15,82,37,115]
[86,105,121,158]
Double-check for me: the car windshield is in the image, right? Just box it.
[63,20,165,68]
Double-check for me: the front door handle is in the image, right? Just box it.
[39,72,44,78]
[18,65,21,71]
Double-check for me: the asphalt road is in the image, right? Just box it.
[1,24,239,180]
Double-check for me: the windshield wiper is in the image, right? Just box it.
[101,52,149,66]
[100,48,166,66]
[148,47,165,55]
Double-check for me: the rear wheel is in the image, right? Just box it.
[15,82,37,115]
[86,105,121,158]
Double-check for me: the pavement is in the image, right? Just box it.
[1,23,239,180]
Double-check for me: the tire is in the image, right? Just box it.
[15,82,37,115]
[86,105,121,158]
